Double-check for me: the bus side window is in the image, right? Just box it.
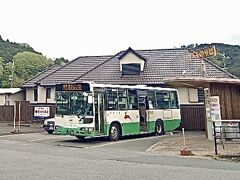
[170,91,179,108]
[148,91,156,109]
[156,91,170,109]
[128,90,138,110]
[107,89,118,110]
[118,89,128,110]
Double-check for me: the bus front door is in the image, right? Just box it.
[94,93,104,134]
[139,96,147,132]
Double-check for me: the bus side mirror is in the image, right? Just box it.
[88,96,93,104]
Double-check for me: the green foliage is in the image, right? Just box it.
[0,57,3,76]
[184,43,240,77]
[0,35,37,64]
[54,57,69,65]
[0,62,12,87]
[13,52,53,86]
[0,35,65,88]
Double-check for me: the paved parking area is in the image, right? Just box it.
[0,123,44,135]
[0,132,164,152]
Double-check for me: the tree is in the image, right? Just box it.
[12,52,53,87]
[54,57,69,65]
[0,57,3,76]
[0,62,12,88]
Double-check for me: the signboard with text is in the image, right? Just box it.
[210,96,222,133]
[34,107,50,118]
[55,83,90,92]
[191,46,216,59]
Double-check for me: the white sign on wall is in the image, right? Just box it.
[210,96,221,121]
[34,107,50,118]
[210,96,222,133]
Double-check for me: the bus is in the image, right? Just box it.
[54,82,181,141]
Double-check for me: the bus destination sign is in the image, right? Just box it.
[63,84,82,91]
[56,83,90,92]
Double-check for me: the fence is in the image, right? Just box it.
[213,120,240,155]
[0,105,14,122]
[0,101,55,123]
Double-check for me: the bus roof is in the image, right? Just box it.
[89,82,177,91]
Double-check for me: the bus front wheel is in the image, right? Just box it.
[47,130,54,134]
[109,123,120,141]
[155,120,164,136]
[76,136,85,141]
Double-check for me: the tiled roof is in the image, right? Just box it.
[21,65,62,88]
[39,55,112,85]
[0,88,22,94]
[118,47,147,61]
[74,48,236,85]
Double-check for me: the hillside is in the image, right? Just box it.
[0,35,39,63]
[183,43,240,77]
[0,36,68,88]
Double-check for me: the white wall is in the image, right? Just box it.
[26,88,35,103]
[10,92,24,105]
[25,86,55,103]
[120,52,145,71]
[38,86,46,103]
[0,92,24,105]
[176,87,203,105]
[0,95,5,105]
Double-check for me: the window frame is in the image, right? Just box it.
[122,63,141,75]
[46,87,51,99]
[34,88,38,102]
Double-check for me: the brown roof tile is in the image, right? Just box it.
[39,55,112,85]
[21,65,62,87]
[74,48,236,85]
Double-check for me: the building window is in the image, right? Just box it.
[46,88,51,99]
[122,63,140,75]
[197,88,204,102]
[34,89,38,102]
[188,88,198,103]
[5,95,10,105]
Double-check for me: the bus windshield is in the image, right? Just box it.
[56,92,93,116]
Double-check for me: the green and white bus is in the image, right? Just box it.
[54,82,181,140]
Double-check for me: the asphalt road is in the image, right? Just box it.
[0,133,240,180]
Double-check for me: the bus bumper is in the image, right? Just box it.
[56,127,95,137]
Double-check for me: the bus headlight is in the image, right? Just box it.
[88,127,94,132]
[80,127,85,131]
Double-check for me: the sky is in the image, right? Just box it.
[1,0,240,60]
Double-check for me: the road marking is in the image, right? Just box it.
[146,142,160,152]
[87,135,165,149]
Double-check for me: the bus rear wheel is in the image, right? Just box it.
[109,123,120,141]
[155,120,164,135]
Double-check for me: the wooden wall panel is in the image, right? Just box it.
[180,105,205,130]
[210,83,240,119]
[0,105,14,122]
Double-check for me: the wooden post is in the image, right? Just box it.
[18,101,21,132]
[13,102,16,132]
[182,128,186,149]
[213,122,218,155]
